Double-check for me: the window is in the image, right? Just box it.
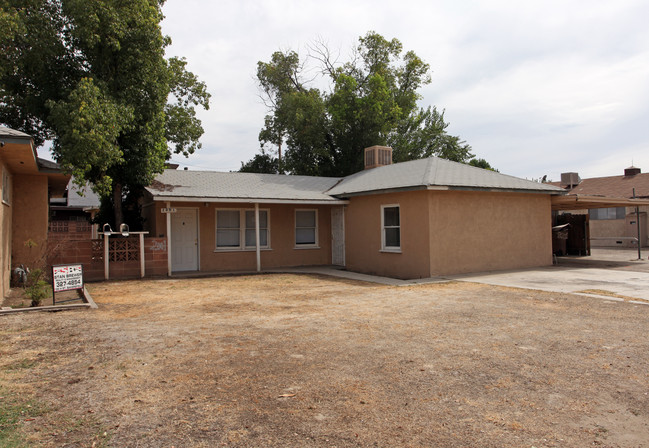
[2,168,10,205]
[295,209,317,247]
[216,209,269,250]
[381,205,400,251]
[216,210,240,248]
[589,207,626,220]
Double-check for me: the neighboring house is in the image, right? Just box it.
[143,146,564,279]
[50,178,101,239]
[0,126,69,297]
[551,167,649,248]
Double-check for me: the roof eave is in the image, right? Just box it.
[149,195,349,205]
[331,184,564,198]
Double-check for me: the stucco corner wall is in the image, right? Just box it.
[0,161,11,297]
[428,191,553,275]
[345,190,431,279]
[12,175,49,270]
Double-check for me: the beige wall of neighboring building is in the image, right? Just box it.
[559,206,648,248]
[11,174,49,270]
[428,191,553,276]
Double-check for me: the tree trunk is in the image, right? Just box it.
[113,182,123,227]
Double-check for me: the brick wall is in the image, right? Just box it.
[47,237,168,282]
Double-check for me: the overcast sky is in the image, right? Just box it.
[159,0,649,182]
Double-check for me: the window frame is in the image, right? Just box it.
[381,204,401,252]
[215,208,270,251]
[294,209,319,248]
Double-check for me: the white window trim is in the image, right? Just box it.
[2,168,11,206]
[294,208,319,249]
[215,208,270,251]
[381,204,401,253]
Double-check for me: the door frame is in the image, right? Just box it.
[170,207,200,272]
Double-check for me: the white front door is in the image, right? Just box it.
[331,207,345,266]
[171,208,198,271]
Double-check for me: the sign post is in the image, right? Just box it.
[52,264,84,305]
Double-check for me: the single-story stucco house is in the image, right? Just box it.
[142,146,566,279]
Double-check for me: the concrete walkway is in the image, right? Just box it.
[266,266,441,286]
[275,248,649,304]
[446,265,649,303]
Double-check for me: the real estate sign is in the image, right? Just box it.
[52,264,84,293]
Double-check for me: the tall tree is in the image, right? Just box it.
[0,0,210,225]
[245,32,476,176]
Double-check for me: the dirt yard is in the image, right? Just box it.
[1,274,648,447]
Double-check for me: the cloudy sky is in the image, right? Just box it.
[160,0,649,182]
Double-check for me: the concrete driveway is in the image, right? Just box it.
[447,248,649,303]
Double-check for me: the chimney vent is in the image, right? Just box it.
[560,172,580,189]
[624,166,641,176]
[364,145,392,170]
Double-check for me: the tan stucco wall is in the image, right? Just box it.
[0,161,12,297]
[590,219,625,247]
[151,201,335,273]
[345,190,553,279]
[428,191,553,275]
[12,174,49,270]
[345,190,432,279]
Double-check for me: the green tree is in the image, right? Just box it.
[240,152,279,174]
[245,32,478,176]
[468,157,498,171]
[0,0,210,225]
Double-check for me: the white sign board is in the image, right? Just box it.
[52,264,84,292]
[161,207,177,213]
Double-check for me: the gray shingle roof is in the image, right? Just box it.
[146,157,563,203]
[37,157,60,171]
[146,170,345,203]
[327,157,564,197]
[0,125,31,139]
[68,180,101,208]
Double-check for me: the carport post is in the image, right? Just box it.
[104,232,110,280]
[139,233,145,277]
[634,188,642,260]
[255,202,261,272]
[166,201,172,276]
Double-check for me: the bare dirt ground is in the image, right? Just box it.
[1,274,648,447]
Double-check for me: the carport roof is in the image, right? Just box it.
[551,194,649,211]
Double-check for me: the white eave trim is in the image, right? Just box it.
[331,184,561,198]
[151,195,349,205]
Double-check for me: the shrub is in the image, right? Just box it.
[23,269,51,307]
